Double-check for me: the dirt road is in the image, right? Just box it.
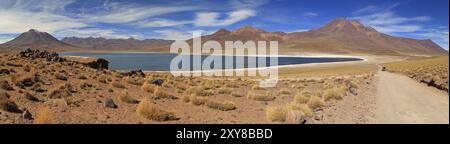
[374,69,449,124]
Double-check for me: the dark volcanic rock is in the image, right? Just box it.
[151,79,164,86]
[104,99,118,108]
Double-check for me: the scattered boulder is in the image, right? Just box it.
[64,56,109,70]
[104,99,118,109]
[151,79,164,86]
[55,73,68,81]
[18,48,65,62]
[285,110,306,124]
[0,93,21,113]
[25,92,40,102]
[31,83,46,93]
[0,90,10,98]
[21,110,33,120]
[47,83,76,99]
[349,87,358,96]
[0,68,10,75]
[314,109,324,121]
[0,80,14,91]
[122,70,145,77]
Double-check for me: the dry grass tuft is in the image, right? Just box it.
[123,76,143,85]
[186,86,214,97]
[117,90,139,104]
[251,85,265,90]
[231,92,243,97]
[136,99,178,121]
[205,100,236,111]
[307,96,324,110]
[47,83,74,99]
[111,81,126,89]
[294,90,311,104]
[11,74,36,87]
[154,87,176,99]
[323,87,345,101]
[266,106,288,122]
[98,75,108,83]
[246,90,275,101]
[141,82,156,93]
[286,102,313,117]
[217,88,232,94]
[189,95,209,106]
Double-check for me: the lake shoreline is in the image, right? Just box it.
[60,51,367,72]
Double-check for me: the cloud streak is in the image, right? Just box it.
[194,9,256,26]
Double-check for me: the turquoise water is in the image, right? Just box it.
[60,52,362,71]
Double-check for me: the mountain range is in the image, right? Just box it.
[0,18,447,56]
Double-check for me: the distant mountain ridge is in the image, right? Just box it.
[0,18,447,56]
[0,29,80,52]
[197,18,447,56]
[61,37,174,51]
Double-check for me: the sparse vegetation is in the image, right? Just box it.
[141,81,156,93]
[136,99,178,121]
[0,92,20,113]
[205,100,236,111]
[294,91,311,104]
[47,83,74,99]
[246,90,275,101]
[154,87,176,99]
[266,106,287,122]
[323,87,345,101]
[286,102,313,117]
[382,56,449,92]
[307,96,324,110]
[111,81,126,89]
[117,90,139,104]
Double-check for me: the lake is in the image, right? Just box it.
[60,52,362,71]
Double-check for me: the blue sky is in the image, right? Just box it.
[0,0,448,49]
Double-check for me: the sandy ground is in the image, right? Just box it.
[373,66,449,124]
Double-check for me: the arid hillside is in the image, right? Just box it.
[0,49,376,124]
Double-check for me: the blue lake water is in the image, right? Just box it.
[60,52,362,71]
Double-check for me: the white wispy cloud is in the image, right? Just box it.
[291,29,309,33]
[353,12,430,27]
[194,9,256,26]
[229,0,269,9]
[0,10,87,34]
[134,19,192,28]
[153,29,214,40]
[351,3,448,49]
[413,28,450,50]
[0,0,86,34]
[304,12,318,17]
[54,28,133,39]
[85,4,199,24]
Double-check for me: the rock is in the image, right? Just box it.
[0,90,10,98]
[25,92,40,102]
[31,83,46,93]
[151,79,164,86]
[18,48,65,62]
[0,68,10,76]
[285,110,306,124]
[21,110,33,120]
[122,70,145,77]
[55,73,68,81]
[104,99,117,108]
[314,110,323,121]
[0,97,21,113]
[349,87,358,96]
[0,80,14,91]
